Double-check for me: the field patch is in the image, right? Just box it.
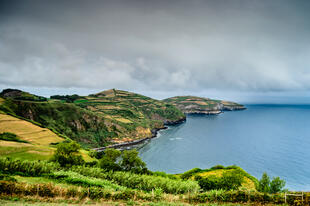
[0,114,63,146]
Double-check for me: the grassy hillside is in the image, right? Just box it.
[0,113,92,161]
[163,96,245,114]
[0,112,61,160]
[179,165,258,191]
[0,89,185,148]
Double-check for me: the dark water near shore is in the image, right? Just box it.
[139,105,310,191]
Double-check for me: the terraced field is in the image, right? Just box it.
[164,96,245,114]
[0,114,63,160]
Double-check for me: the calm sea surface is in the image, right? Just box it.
[139,105,310,191]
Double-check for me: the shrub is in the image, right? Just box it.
[99,148,122,171]
[0,157,60,176]
[50,141,84,167]
[181,168,202,180]
[70,165,199,194]
[257,172,285,194]
[196,170,243,191]
[120,149,146,172]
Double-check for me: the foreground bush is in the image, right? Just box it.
[71,166,200,194]
[188,189,286,204]
[0,157,60,176]
[196,170,244,191]
[50,170,126,191]
[50,141,84,167]
[0,181,160,201]
[257,172,286,194]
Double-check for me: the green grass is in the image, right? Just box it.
[0,89,185,148]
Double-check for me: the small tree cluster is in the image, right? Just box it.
[196,170,244,191]
[257,172,286,194]
[50,141,84,167]
[99,148,147,173]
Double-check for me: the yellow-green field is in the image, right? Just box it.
[0,114,63,145]
[0,114,92,161]
[193,169,256,190]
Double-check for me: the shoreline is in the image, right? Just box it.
[93,117,186,152]
[93,107,246,152]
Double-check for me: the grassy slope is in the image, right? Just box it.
[179,166,258,191]
[0,113,92,161]
[163,96,245,113]
[0,89,185,148]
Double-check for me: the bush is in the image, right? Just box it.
[99,148,122,171]
[257,172,285,194]
[50,141,84,167]
[120,149,146,172]
[270,177,286,194]
[196,170,244,191]
[0,157,60,176]
[70,165,200,194]
[181,168,202,180]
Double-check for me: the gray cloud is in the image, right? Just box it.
[1,0,310,102]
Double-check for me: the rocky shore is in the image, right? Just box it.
[93,117,186,152]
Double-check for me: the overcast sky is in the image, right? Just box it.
[1,0,310,103]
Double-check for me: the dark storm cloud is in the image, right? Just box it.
[1,0,310,99]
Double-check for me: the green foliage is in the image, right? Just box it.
[50,94,83,103]
[70,165,199,194]
[0,157,60,176]
[120,149,146,172]
[257,172,270,193]
[196,170,244,191]
[257,172,285,194]
[0,174,17,182]
[0,132,28,143]
[181,168,202,179]
[270,177,286,194]
[50,141,84,167]
[50,170,126,191]
[99,148,122,171]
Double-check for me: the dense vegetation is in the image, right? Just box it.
[0,152,296,205]
[0,88,185,148]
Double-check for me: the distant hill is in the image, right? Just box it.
[0,89,185,148]
[163,96,245,114]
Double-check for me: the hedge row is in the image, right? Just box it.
[187,189,309,205]
[71,166,200,194]
[0,181,161,201]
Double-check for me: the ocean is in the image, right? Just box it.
[139,104,310,191]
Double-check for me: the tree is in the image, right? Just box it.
[221,170,244,190]
[99,148,122,171]
[270,177,286,193]
[258,172,270,193]
[257,172,286,194]
[50,141,84,167]
[120,149,146,172]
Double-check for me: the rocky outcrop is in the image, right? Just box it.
[163,96,246,115]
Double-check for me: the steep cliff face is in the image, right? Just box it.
[0,89,185,148]
[163,96,245,114]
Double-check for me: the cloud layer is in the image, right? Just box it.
[1,0,310,100]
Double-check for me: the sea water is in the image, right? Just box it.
[139,105,310,191]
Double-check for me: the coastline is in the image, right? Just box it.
[93,106,246,152]
[93,117,186,152]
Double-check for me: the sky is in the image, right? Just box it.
[1,0,310,103]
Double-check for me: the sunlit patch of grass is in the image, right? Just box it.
[195,169,256,190]
[0,114,63,146]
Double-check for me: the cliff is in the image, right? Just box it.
[163,96,245,114]
[0,89,185,148]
